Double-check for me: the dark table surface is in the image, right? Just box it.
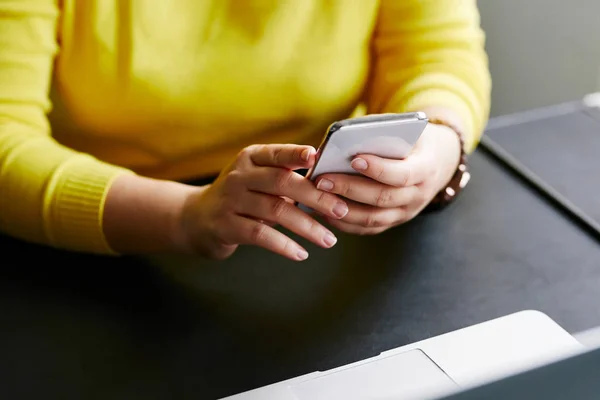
[486,101,600,225]
[2,114,600,399]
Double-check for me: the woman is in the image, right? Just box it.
[0,1,490,261]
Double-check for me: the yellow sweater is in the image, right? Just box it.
[0,0,490,254]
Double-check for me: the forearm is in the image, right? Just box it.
[369,0,491,153]
[103,173,201,254]
[1,0,202,256]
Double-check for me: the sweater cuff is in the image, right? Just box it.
[43,156,133,255]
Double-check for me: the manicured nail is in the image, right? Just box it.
[317,179,334,191]
[351,158,368,171]
[297,249,309,260]
[323,232,338,247]
[333,202,349,218]
[301,148,314,161]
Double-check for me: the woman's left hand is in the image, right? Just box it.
[315,122,462,235]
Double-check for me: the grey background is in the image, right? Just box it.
[478,0,600,116]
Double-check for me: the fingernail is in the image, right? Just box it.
[323,232,338,247]
[333,202,349,218]
[301,148,314,161]
[351,158,368,171]
[297,249,309,260]
[317,179,334,191]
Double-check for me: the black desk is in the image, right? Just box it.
[2,114,600,399]
[486,99,600,226]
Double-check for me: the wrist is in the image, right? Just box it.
[420,111,470,212]
[170,184,209,255]
[430,123,462,191]
[103,174,200,255]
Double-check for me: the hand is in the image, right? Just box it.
[314,123,462,235]
[176,144,349,261]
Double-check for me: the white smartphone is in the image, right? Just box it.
[305,112,428,180]
[299,112,428,211]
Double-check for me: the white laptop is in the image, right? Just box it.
[222,310,583,400]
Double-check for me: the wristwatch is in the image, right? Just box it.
[424,117,471,212]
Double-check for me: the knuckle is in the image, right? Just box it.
[249,223,268,244]
[338,180,352,197]
[220,199,237,214]
[270,198,288,218]
[401,166,412,186]
[291,146,303,162]
[223,170,244,192]
[375,188,395,207]
[364,213,381,228]
[305,218,322,237]
[272,146,284,165]
[274,170,294,192]
[316,190,329,205]
[239,145,258,159]
[364,210,398,228]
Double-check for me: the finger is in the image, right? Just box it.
[339,200,407,228]
[227,215,310,261]
[325,217,386,236]
[255,219,276,227]
[248,144,316,169]
[237,192,338,249]
[315,174,421,208]
[350,153,432,187]
[258,196,295,224]
[245,167,349,220]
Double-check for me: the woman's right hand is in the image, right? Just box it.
[176,144,349,261]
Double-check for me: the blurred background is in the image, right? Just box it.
[479,0,600,116]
